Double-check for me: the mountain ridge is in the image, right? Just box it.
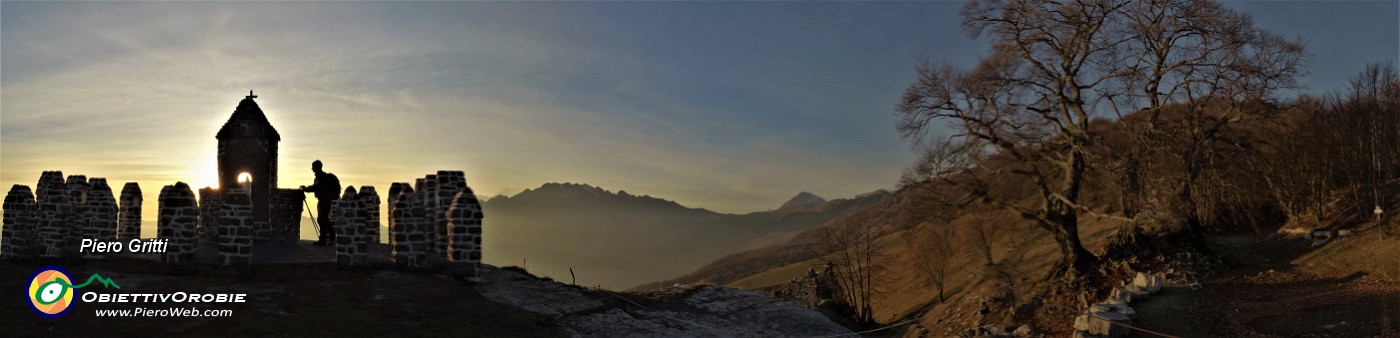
[480,182,890,289]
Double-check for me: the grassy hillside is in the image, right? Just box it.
[647,96,1400,335]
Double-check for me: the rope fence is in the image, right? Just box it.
[1089,313,1181,338]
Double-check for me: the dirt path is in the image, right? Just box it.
[1129,235,1400,337]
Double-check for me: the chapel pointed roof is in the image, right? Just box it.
[216,91,281,141]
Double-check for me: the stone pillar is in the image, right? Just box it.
[2,185,37,259]
[434,171,467,258]
[359,186,381,244]
[82,178,118,259]
[118,183,142,240]
[158,182,199,263]
[447,188,483,277]
[334,187,367,266]
[217,187,254,266]
[64,175,89,255]
[388,182,410,209]
[421,174,439,256]
[197,187,223,241]
[266,189,304,243]
[36,171,70,257]
[390,188,426,267]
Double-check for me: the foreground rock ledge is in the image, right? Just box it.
[477,265,853,337]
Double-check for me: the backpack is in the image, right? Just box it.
[319,172,342,198]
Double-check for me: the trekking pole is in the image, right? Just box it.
[304,199,321,238]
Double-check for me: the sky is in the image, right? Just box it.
[2,1,1397,235]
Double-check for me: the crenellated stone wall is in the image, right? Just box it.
[2,185,37,259]
[390,187,427,267]
[334,187,368,266]
[388,182,410,209]
[420,174,439,256]
[265,188,304,244]
[432,171,467,258]
[217,187,254,266]
[446,188,483,277]
[198,188,223,241]
[64,175,89,254]
[118,183,142,240]
[359,186,381,244]
[159,182,199,263]
[82,178,118,259]
[36,171,70,257]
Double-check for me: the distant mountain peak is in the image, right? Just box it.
[780,192,827,210]
[490,182,707,214]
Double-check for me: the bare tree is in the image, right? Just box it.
[967,215,1000,266]
[816,216,890,324]
[897,0,1306,277]
[1106,0,1305,236]
[1263,63,1400,228]
[900,0,1129,278]
[908,221,957,302]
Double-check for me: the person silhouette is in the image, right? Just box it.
[300,160,341,246]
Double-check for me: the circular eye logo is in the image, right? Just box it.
[28,266,75,318]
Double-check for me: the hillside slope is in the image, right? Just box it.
[481,183,887,289]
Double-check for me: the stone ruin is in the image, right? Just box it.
[159,182,199,263]
[64,175,89,254]
[334,187,369,266]
[359,186,381,244]
[216,187,256,266]
[2,185,36,259]
[0,94,489,271]
[198,187,223,241]
[118,183,141,240]
[778,262,844,309]
[446,187,483,275]
[36,171,70,257]
[0,173,378,267]
[3,171,143,260]
[387,170,483,275]
[81,178,118,259]
[390,188,428,267]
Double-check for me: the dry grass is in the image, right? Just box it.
[716,204,1134,336]
[1295,216,1400,282]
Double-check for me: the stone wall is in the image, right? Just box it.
[64,175,89,254]
[359,186,381,244]
[264,188,304,244]
[390,188,427,267]
[778,262,843,309]
[388,182,410,209]
[446,188,483,277]
[1072,272,1165,338]
[333,187,368,266]
[421,174,439,256]
[158,182,199,263]
[217,187,254,266]
[118,183,142,240]
[36,171,70,257]
[2,185,36,259]
[198,188,223,241]
[432,171,467,258]
[82,178,118,259]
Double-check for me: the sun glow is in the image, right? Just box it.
[237,172,252,184]
[191,152,220,190]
